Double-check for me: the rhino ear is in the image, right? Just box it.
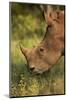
[44,5,53,25]
[44,5,53,13]
[47,5,53,13]
[44,5,53,21]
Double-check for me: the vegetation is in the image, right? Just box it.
[10,2,65,97]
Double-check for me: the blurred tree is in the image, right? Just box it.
[10,2,65,40]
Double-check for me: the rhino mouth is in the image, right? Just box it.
[29,67,51,75]
[29,66,47,74]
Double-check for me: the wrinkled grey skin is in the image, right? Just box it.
[20,6,64,74]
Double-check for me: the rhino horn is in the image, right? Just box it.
[19,43,30,60]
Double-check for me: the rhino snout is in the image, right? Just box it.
[30,67,35,71]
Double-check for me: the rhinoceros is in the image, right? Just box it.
[19,6,64,74]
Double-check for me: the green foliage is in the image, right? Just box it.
[10,2,65,97]
[11,2,45,40]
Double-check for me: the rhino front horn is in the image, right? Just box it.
[19,44,27,55]
[19,43,31,60]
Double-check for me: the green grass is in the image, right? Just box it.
[10,38,64,97]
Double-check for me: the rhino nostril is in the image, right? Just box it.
[30,67,35,71]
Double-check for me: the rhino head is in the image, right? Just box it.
[20,5,64,74]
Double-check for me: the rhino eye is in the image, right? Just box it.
[39,47,44,52]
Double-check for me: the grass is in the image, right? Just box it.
[10,37,65,97]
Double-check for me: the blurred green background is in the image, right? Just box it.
[10,2,65,97]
